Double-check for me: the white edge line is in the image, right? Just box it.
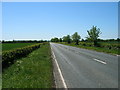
[117,55,120,56]
[50,44,68,89]
[93,58,107,64]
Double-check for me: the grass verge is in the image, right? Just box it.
[58,42,119,55]
[2,43,54,88]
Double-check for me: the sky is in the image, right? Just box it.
[2,2,118,40]
[1,0,119,2]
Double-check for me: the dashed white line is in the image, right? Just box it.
[93,58,107,64]
[50,44,68,89]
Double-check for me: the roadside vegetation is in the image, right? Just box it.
[0,43,1,55]
[0,43,1,89]
[2,43,41,69]
[2,40,47,51]
[2,42,54,88]
[51,26,120,55]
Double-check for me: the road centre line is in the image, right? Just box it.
[93,58,107,64]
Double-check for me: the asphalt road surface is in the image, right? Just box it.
[50,43,118,88]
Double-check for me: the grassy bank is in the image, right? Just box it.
[58,42,119,55]
[2,43,54,88]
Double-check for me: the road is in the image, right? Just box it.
[50,43,118,88]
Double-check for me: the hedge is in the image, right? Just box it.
[79,42,120,50]
[99,43,120,50]
[2,43,40,69]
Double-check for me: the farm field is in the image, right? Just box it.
[2,43,37,51]
[58,41,119,55]
[2,43,54,88]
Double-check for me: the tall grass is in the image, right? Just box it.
[2,43,53,88]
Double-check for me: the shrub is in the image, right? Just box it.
[2,43,40,69]
[80,42,120,50]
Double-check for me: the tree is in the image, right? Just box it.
[86,26,101,46]
[59,38,62,42]
[117,38,120,42]
[63,35,71,44]
[81,39,85,42]
[72,32,81,45]
[51,37,59,42]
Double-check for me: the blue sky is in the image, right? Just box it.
[2,2,118,40]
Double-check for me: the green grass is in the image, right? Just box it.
[58,42,119,55]
[2,43,54,88]
[2,43,37,51]
[0,43,1,89]
[0,43,1,55]
[98,41,119,44]
[0,74,1,90]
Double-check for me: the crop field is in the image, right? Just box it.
[2,43,37,51]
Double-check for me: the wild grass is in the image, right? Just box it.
[2,43,53,88]
[0,43,1,55]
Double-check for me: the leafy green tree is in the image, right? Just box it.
[51,37,59,42]
[63,35,71,44]
[72,32,81,45]
[81,39,85,42]
[117,38,120,42]
[59,38,62,42]
[86,26,101,46]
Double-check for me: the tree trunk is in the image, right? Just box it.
[76,40,79,45]
[94,40,97,47]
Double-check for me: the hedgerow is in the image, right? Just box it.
[79,42,120,50]
[2,43,40,69]
[100,43,120,50]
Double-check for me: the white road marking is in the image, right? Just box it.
[51,45,68,89]
[93,58,107,64]
[117,55,120,56]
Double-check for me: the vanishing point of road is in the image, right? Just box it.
[50,43,118,88]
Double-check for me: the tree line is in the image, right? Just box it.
[1,40,48,43]
[51,26,119,46]
[51,32,80,45]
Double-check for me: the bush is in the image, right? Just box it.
[100,43,120,50]
[2,43,40,69]
[80,41,120,50]
[80,42,94,47]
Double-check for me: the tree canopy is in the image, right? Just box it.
[72,32,81,45]
[86,26,101,46]
[51,37,59,42]
[63,35,71,44]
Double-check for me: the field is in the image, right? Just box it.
[2,43,54,88]
[2,43,37,51]
[59,41,119,55]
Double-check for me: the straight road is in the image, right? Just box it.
[50,43,118,88]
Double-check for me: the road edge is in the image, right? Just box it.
[50,43,68,89]
[57,42,119,56]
